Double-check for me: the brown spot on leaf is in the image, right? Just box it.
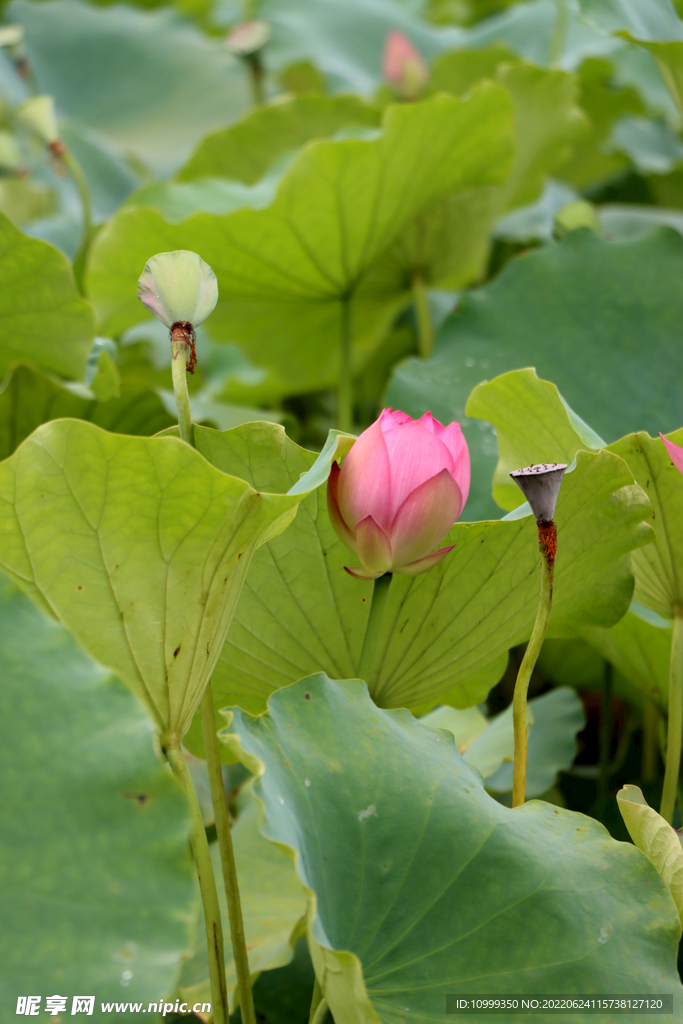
[123,791,152,807]
[173,644,181,658]
[305,693,311,700]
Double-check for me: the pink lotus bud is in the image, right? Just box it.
[661,433,683,475]
[382,30,428,101]
[327,408,470,579]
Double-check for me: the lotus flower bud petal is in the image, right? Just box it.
[15,95,60,146]
[510,463,567,522]
[661,434,683,476]
[226,20,271,56]
[382,30,428,100]
[137,250,218,330]
[328,408,469,578]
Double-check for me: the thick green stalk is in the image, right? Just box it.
[200,686,257,1024]
[596,661,613,815]
[512,537,554,808]
[338,297,353,434]
[660,611,683,823]
[62,147,93,289]
[357,573,392,683]
[308,979,323,1024]
[549,0,568,68]
[310,996,329,1024]
[247,54,265,106]
[170,328,194,446]
[165,740,229,1024]
[411,273,433,359]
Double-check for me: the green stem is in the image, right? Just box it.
[62,147,93,289]
[642,699,659,782]
[338,296,353,434]
[512,535,554,808]
[200,686,257,1024]
[170,327,194,446]
[596,661,613,815]
[308,979,323,1024]
[310,996,329,1024]
[660,612,683,823]
[549,0,568,68]
[165,740,229,1024]
[357,573,392,684]
[411,273,433,359]
[247,54,265,106]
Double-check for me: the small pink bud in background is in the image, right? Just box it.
[327,408,470,579]
[382,30,428,101]
[661,433,683,475]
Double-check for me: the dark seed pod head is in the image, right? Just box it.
[509,463,567,523]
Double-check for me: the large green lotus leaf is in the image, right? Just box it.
[617,783,683,927]
[179,424,650,756]
[0,573,195,1018]
[466,367,604,512]
[0,363,174,461]
[466,367,683,621]
[0,211,93,381]
[608,429,683,619]
[368,62,586,296]
[576,0,683,115]
[422,687,585,798]
[556,57,646,190]
[179,787,307,1010]
[587,606,671,708]
[0,419,304,739]
[86,88,514,402]
[386,228,683,520]
[221,674,682,1022]
[10,0,250,174]
[177,95,381,184]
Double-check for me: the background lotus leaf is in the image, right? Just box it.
[221,674,683,1023]
[0,573,196,1019]
[0,419,300,738]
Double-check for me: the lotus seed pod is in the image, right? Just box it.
[226,20,271,56]
[15,95,60,146]
[0,131,22,171]
[137,250,218,330]
[510,463,567,523]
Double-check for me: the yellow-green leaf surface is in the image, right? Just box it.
[0,573,196,1018]
[587,606,671,708]
[176,94,381,184]
[0,212,93,380]
[617,783,683,925]
[86,88,514,402]
[179,787,306,1009]
[180,425,650,760]
[608,429,683,619]
[466,367,603,511]
[0,419,302,738]
[0,363,174,462]
[221,675,683,1023]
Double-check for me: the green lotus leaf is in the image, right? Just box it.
[0,211,93,382]
[386,228,683,520]
[587,606,671,708]
[176,94,381,184]
[87,87,514,402]
[0,573,195,1017]
[423,687,585,798]
[177,423,650,760]
[10,0,251,174]
[0,419,317,739]
[220,674,682,1021]
[617,783,683,925]
[0,363,174,462]
[178,786,307,1009]
[466,367,604,512]
[608,429,683,619]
